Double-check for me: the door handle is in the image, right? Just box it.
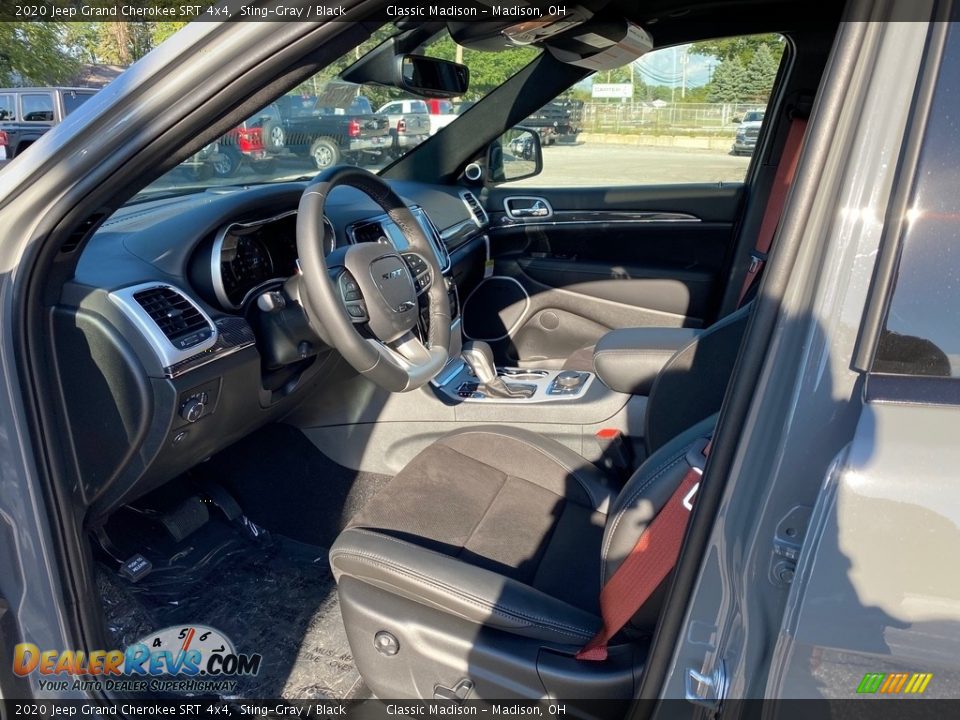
[504,196,553,220]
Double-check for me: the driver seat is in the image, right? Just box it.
[329,308,748,700]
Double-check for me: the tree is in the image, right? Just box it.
[690,34,783,64]
[744,43,779,102]
[151,22,189,47]
[0,22,79,86]
[427,37,537,99]
[707,58,748,103]
[73,22,153,65]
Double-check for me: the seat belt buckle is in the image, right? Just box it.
[748,251,768,274]
[595,428,632,479]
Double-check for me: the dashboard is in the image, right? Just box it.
[61,179,489,519]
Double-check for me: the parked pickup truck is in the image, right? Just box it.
[375,99,431,156]
[0,87,97,168]
[425,98,457,135]
[273,88,390,170]
[211,104,283,178]
[523,98,584,144]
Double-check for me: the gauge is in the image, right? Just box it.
[232,235,274,288]
[217,232,273,307]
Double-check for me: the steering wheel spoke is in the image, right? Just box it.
[385,331,432,366]
[335,269,369,323]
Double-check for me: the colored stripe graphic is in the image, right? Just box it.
[857,672,933,694]
[857,673,885,693]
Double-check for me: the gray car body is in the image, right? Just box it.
[0,1,957,710]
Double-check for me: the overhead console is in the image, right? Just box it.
[545,18,654,70]
[448,9,653,70]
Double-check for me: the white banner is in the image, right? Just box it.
[591,83,634,99]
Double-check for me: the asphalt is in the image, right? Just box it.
[145,140,753,194]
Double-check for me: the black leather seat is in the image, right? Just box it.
[328,304,752,698]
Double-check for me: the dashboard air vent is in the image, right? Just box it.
[133,286,214,350]
[461,192,488,227]
[352,221,385,244]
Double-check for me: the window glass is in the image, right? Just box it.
[0,94,15,121]
[873,26,960,379]
[62,91,93,116]
[132,26,538,202]
[508,34,785,187]
[21,93,54,122]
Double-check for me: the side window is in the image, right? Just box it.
[21,93,54,122]
[382,102,401,114]
[62,92,93,116]
[520,34,785,187]
[872,26,960,380]
[0,94,16,121]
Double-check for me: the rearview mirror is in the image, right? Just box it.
[340,37,469,99]
[488,128,542,184]
[399,55,469,98]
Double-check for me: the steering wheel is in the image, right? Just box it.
[296,166,451,392]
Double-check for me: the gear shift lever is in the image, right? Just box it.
[461,341,535,399]
[461,340,498,384]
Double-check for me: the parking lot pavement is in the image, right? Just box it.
[146,142,752,193]
[517,141,753,187]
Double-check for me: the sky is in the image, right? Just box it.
[577,44,715,90]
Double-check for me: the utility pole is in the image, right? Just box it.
[681,46,688,99]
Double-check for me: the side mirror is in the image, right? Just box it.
[732,117,742,123]
[487,128,542,184]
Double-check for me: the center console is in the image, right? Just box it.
[433,363,595,403]
[433,339,596,404]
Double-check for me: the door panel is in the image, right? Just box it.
[473,184,743,365]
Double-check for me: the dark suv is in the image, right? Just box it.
[0,87,96,167]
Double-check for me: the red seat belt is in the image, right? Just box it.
[577,441,712,662]
[737,117,808,306]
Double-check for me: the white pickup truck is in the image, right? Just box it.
[377,98,457,136]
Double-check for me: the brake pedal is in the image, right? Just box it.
[159,495,209,542]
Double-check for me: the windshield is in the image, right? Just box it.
[132,27,538,202]
[743,111,764,122]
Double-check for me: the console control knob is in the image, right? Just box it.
[555,371,583,389]
[180,397,205,423]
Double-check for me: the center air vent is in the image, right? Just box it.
[133,286,213,350]
[461,191,488,227]
[351,221,386,244]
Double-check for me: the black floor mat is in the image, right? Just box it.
[188,423,391,548]
[99,534,363,699]
[96,424,394,700]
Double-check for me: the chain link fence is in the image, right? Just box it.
[580,101,766,135]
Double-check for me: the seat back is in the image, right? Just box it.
[600,415,717,633]
[643,302,752,455]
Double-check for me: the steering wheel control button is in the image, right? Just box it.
[347,304,367,319]
[403,253,433,295]
[374,631,400,657]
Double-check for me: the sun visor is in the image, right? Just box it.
[546,19,654,70]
